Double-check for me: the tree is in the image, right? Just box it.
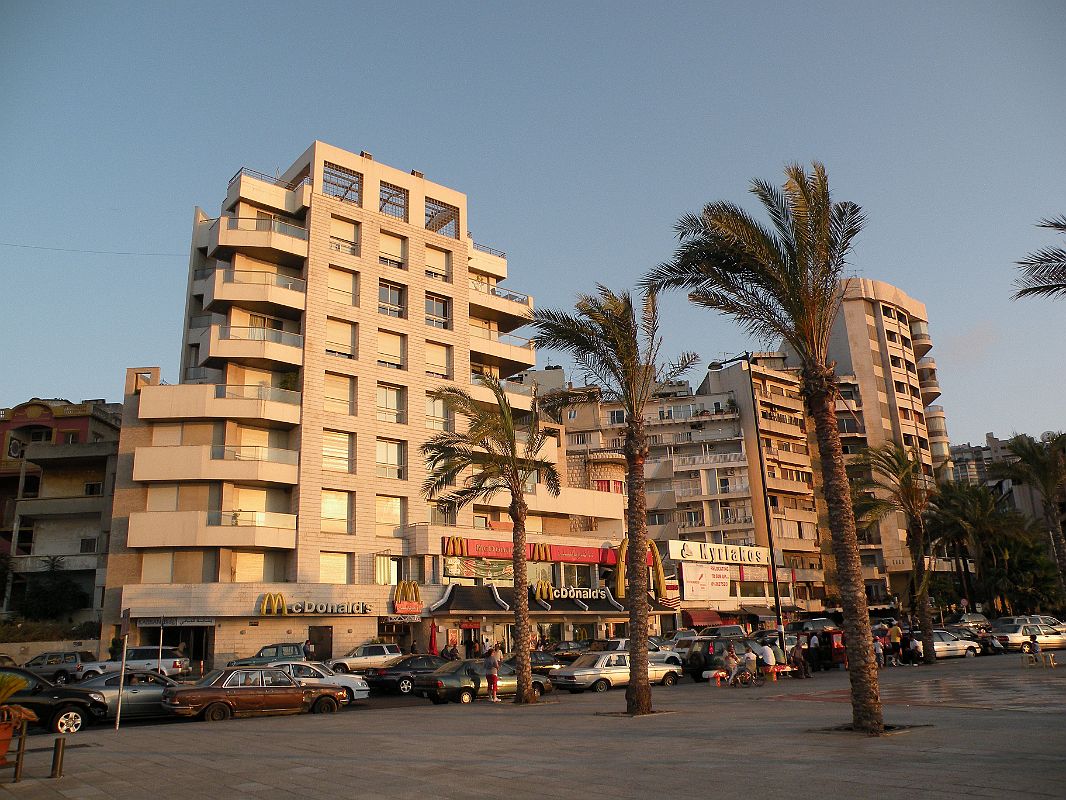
[532,286,697,715]
[1014,215,1066,300]
[15,556,89,621]
[419,375,561,704]
[851,445,937,665]
[644,162,884,733]
[989,433,1066,593]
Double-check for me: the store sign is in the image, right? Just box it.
[533,581,608,602]
[441,536,652,566]
[384,615,421,623]
[668,540,769,566]
[258,593,373,616]
[739,565,769,582]
[135,616,214,628]
[393,581,422,614]
[680,562,731,602]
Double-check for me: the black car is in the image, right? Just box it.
[505,651,565,678]
[0,666,108,733]
[413,659,552,704]
[547,641,589,663]
[364,655,450,695]
[683,637,758,682]
[945,626,1005,655]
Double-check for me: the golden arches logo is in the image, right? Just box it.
[442,536,468,557]
[613,541,667,600]
[533,580,555,602]
[259,593,287,616]
[529,543,552,562]
[394,580,422,604]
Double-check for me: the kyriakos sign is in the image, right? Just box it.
[259,593,373,616]
[667,540,770,566]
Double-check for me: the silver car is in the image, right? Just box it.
[929,630,979,659]
[995,624,1066,652]
[78,670,178,719]
[267,660,369,702]
[552,652,680,693]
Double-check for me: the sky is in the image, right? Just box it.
[1,1,1064,444]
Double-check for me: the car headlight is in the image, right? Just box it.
[89,692,106,703]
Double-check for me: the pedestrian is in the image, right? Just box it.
[806,632,821,672]
[302,639,313,659]
[873,637,884,669]
[888,621,903,666]
[410,640,419,655]
[485,642,502,702]
[1029,635,1042,657]
[789,641,810,678]
[758,641,776,675]
[724,645,742,687]
[908,636,921,665]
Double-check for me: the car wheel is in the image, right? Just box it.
[312,696,338,714]
[53,671,70,685]
[532,683,542,699]
[332,663,349,673]
[965,648,977,658]
[459,689,474,704]
[591,679,609,693]
[203,702,231,722]
[1022,642,1032,654]
[398,677,414,695]
[52,706,84,734]
[661,672,678,687]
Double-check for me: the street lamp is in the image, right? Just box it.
[708,352,787,659]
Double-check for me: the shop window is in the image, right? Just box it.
[562,563,593,588]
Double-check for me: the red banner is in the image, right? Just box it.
[440,536,652,565]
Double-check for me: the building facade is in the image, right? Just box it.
[1,398,121,621]
[103,142,644,667]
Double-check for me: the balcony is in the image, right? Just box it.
[758,410,805,436]
[756,387,804,412]
[917,358,941,403]
[468,241,508,280]
[138,383,301,427]
[16,495,107,519]
[790,567,825,583]
[197,324,304,369]
[468,328,536,374]
[910,324,933,357]
[468,280,532,329]
[466,376,534,411]
[764,446,811,467]
[764,475,813,495]
[224,167,311,218]
[671,452,747,469]
[204,269,306,315]
[23,440,117,467]
[132,445,299,484]
[127,510,296,550]
[207,215,309,266]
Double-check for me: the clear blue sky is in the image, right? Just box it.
[2,1,1064,444]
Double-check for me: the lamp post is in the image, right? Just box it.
[708,353,787,659]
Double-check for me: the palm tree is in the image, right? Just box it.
[1014,215,1066,300]
[851,445,937,665]
[419,375,561,704]
[988,433,1066,592]
[532,286,697,715]
[644,162,884,733]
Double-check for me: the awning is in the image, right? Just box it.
[741,605,777,620]
[429,586,676,616]
[682,609,723,627]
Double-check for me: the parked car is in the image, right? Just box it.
[994,624,1066,653]
[944,613,991,631]
[784,618,839,634]
[992,615,1064,632]
[591,639,683,666]
[926,630,979,659]
[683,637,757,682]
[162,667,347,721]
[78,669,178,719]
[945,626,1005,655]
[552,651,680,692]
[413,659,552,704]
[648,636,671,650]
[0,654,17,667]
[326,643,403,673]
[267,661,370,702]
[547,641,589,663]
[698,625,747,638]
[1030,616,1066,631]
[22,650,98,684]
[0,666,108,733]
[505,651,566,679]
[671,638,697,660]
[81,647,191,679]
[227,643,305,667]
[362,655,449,695]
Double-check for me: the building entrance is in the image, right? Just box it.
[308,625,333,661]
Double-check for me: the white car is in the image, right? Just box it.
[928,630,979,659]
[599,639,683,666]
[326,643,403,673]
[267,661,370,702]
[552,652,680,692]
[80,647,192,680]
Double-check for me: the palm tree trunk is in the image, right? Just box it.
[804,368,883,734]
[910,523,936,666]
[951,544,966,601]
[624,415,652,716]
[509,495,535,704]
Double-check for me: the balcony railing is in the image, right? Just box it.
[220,326,303,348]
[207,510,297,529]
[469,327,533,349]
[228,167,310,191]
[221,215,308,240]
[468,279,530,306]
[672,452,747,468]
[472,241,506,258]
[223,269,306,292]
[329,237,359,255]
[469,375,534,395]
[210,445,299,465]
[214,384,301,405]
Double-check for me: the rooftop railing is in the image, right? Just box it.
[210,445,299,465]
[214,384,301,405]
[228,167,311,191]
[223,269,306,292]
[468,279,531,306]
[472,241,506,258]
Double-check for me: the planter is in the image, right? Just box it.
[0,720,13,766]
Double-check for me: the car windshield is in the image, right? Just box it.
[569,654,603,668]
[309,662,335,675]
[195,670,225,686]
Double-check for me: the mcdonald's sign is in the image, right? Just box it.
[442,536,469,557]
[529,543,552,562]
[613,540,667,600]
[533,580,554,603]
[259,593,288,616]
[393,580,423,614]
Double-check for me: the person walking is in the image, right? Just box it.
[888,622,903,666]
[789,641,810,678]
[302,639,313,660]
[485,642,502,702]
[806,632,821,673]
[873,637,885,669]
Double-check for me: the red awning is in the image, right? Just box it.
[682,609,723,627]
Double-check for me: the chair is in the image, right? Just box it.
[1021,653,1040,668]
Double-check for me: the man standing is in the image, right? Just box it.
[485,643,502,702]
[789,641,810,678]
[302,639,313,660]
[806,631,821,672]
[888,622,903,666]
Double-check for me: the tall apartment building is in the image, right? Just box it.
[104,142,647,666]
[564,355,826,627]
[784,278,955,607]
[1,398,121,621]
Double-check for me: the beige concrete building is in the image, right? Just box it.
[563,355,825,629]
[103,143,637,666]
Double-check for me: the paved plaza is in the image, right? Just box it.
[2,657,1064,800]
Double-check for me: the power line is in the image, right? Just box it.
[0,241,184,257]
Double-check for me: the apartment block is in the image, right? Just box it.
[1,398,121,621]
[103,143,660,666]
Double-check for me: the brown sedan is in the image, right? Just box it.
[162,667,347,721]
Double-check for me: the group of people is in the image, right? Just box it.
[874,622,922,667]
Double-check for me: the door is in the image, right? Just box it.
[224,669,264,711]
[262,669,305,710]
[495,663,518,696]
[309,626,333,661]
[122,673,170,716]
[607,654,629,685]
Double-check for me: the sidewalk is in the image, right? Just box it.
[2,657,1063,800]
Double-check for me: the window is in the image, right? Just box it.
[430,502,457,526]
[569,432,590,446]
[425,293,451,329]
[30,429,52,443]
[561,563,593,588]
[379,231,406,269]
[567,409,577,421]
[909,386,921,399]
[376,495,405,529]
[322,162,363,205]
[900,407,912,420]
[324,373,355,414]
[377,384,406,424]
[378,280,406,318]
[424,196,459,238]
[84,482,103,496]
[376,554,403,585]
[425,246,450,281]
[80,538,96,554]
[894,381,907,394]
[327,266,358,305]
[329,216,359,254]
[425,341,450,378]
[609,410,625,425]
[321,490,353,534]
[594,479,611,492]
[886,330,898,342]
[376,439,406,479]
[379,182,409,222]
[881,305,894,319]
[63,431,79,444]
[647,511,667,526]
[319,552,349,584]
[323,430,354,472]
[890,356,903,368]
[325,317,356,359]
[613,481,625,494]
[426,394,451,431]
[377,330,405,369]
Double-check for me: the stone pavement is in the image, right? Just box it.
[2,656,1063,800]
